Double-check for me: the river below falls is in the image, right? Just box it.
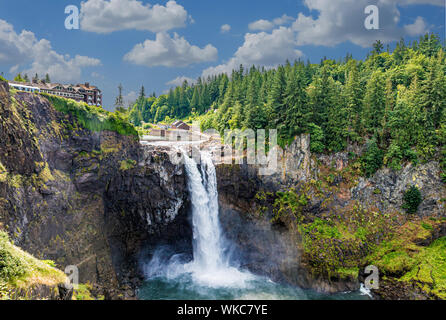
[138,274,369,300]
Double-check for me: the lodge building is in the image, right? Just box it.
[8,80,102,106]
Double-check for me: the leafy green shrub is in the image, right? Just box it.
[0,231,67,298]
[308,123,325,153]
[361,138,383,177]
[272,189,309,222]
[0,75,6,82]
[402,186,423,214]
[0,161,6,173]
[403,148,419,165]
[400,236,446,299]
[41,93,138,137]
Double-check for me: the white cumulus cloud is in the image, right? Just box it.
[166,76,196,87]
[273,14,294,25]
[248,19,274,31]
[202,0,439,78]
[0,19,100,82]
[124,32,218,67]
[202,27,303,77]
[404,16,429,36]
[249,14,294,31]
[123,90,138,106]
[220,24,231,33]
[80,0,189,33]
[291,0,442,47]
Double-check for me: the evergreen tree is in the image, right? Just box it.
[139,85,145,100]
[137,33,444,173]
[218,74,229,104]
[14,73,24,82]
[361,138,384,177]
[228,101,244,129]
[129,108,143,126]
[373,40,384,55]
[380,77,395,148]
[268,66,287,130]
[114,84,125,111]
[418,33,441,57]
[178,81,190,118]
[343,61,362,140]
[190,86,200,113]
[363,71,386,133]
[309,66,332,127]
[283,64,310,140]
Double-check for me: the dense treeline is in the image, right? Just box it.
[126,34,446,179]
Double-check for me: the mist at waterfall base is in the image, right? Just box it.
[138,151,367,300]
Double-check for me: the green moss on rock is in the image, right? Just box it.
[0,161,7,183]
[119,159,137,171]
[400,237,446,299]
[41,93,138,137]
[366,219,446,299]
[73,283,99,300]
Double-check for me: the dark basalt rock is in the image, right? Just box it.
[371,278,433,300]
[216,164,360,294]
[58,283,74,300]
[0,79,191,299]
[215,137,445,297]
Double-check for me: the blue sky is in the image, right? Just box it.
[0,0,444,110]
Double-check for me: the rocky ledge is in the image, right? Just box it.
[0,80,191,299]
[216,135,446,298]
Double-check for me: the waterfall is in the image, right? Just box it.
[180,150,253,287]
[140,147,365,300]
[183,151,224,269]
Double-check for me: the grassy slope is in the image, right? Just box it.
[0,231,67,299]
[41,93,138,137]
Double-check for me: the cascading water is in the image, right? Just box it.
[181,151,253,287]
[184,151,224,270]
[139,148,367,300]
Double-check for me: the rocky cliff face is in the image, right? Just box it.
[216,135,446,296]
[216,164,353,294]
[216,165,304,286]
[0,80,190,299]
[104,146,192,293]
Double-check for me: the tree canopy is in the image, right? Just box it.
[125,34,446,176]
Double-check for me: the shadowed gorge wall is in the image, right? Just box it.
[0,80,191,299]
[216,136,446,297]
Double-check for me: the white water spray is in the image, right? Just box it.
[184,152,223,269]
[181,150,253,287]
